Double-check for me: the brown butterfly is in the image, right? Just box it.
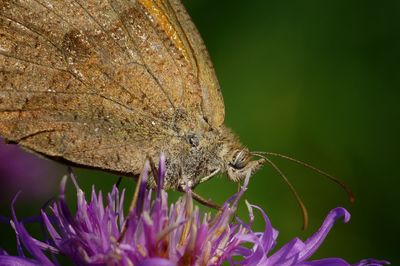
[1,0,355,228]
[0,0,266,194]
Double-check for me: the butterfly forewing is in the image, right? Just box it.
[0,0,225,175]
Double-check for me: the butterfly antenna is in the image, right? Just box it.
[253,152,355,203]
[256,154,309,230]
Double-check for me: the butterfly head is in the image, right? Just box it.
[225,148,265,182]
[215,127,265,182]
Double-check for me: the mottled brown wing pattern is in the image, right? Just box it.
[0,0,224,175]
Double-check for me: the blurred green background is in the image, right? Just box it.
[0,0,398,264]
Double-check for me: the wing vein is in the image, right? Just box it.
[0,14,68,65]
[0,50,67,72]
[71,0,143,67]
[67,138,151,154]
[138,1,188,102]
[17,128,60,142]
[0,50,90,90]
[29,0,146,103]
[163,0,200,81]
[2,0,172,127]
[107,0,176,109]
[0,117,155,132]
[0,95,170,129]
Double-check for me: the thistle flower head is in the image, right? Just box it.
[0,155,389,266]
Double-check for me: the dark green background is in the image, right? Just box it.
[184,0,399,263]
[1,0,398,264]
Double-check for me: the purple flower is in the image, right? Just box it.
[0,154,389,266]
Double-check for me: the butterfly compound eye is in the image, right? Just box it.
[231,149,250,169]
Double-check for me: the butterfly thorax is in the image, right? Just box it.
[146,115,249,190]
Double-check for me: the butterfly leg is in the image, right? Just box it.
[177,185,221,210]
[199,168,221,184]
[192,191,221,210]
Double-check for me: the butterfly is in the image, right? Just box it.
[0,0,265,196]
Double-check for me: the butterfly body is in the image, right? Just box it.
[0,0,264,189]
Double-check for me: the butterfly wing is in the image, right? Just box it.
[138,0,226,128]
[0,0,224,174]
[105,0,225,127]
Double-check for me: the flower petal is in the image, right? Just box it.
[11,194,55,265]
[352,259,390,266]
[157,153,166,193]
[0,255,42,266]
[268,207,351,265]
[0,249,8,255]
[298,258,351,266]
[136,161,150,216]
[138,258,176,266]
[299,207,350,261]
